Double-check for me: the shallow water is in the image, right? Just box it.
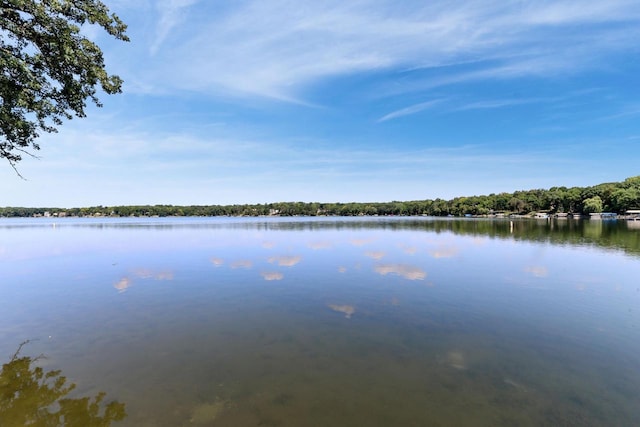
[1,217,639,426]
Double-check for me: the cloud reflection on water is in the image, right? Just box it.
[446,351,467,370]
[374,264,427,280]
[261,271,284,281]
[114,268,174,293]
[328,304,355,319]
[349,237,375,247]
[114,277,131,293]
[364,251,386,260]
[132,268,154,278]
[308,241,332,250]
[230,260,253,269]
[399,244,418,255]
[524,266,548,278]
[429,246,459,259]
[132,268,174,280]
[155,271,174,280]
[268,255,301,267]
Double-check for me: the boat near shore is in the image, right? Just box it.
[624,209,640,220]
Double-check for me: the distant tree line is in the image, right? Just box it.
[2,176,639,218]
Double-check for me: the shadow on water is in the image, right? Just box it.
[0,341,126,427]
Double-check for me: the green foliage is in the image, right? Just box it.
[0,341,126,426]
[508,197,527,214]
[582,195,603,214]
[0,0,128,170]
[611,188,640,212]
[1,176,639,218]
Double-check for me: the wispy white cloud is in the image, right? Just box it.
[379,55,579,97]
[4,1,640,209]
[150,0,200,55]
[378,99,443,122]
[122,0,640,101]
[454,97,557,111]
[4,102,640,207]
[515,0,639,25]
[596,104,640,121]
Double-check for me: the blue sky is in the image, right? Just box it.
[3,0,640,207]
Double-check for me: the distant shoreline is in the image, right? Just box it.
[2,175,638,218]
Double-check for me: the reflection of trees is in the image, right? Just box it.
[0,341,126,427]
[2,216,637,256]
[318,218,638,257]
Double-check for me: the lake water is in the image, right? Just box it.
[1,217,639,426]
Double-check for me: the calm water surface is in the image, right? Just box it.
[1,217,639,426]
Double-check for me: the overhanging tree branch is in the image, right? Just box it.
[0,0,128,171]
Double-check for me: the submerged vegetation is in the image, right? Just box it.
[1,176,639,218]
